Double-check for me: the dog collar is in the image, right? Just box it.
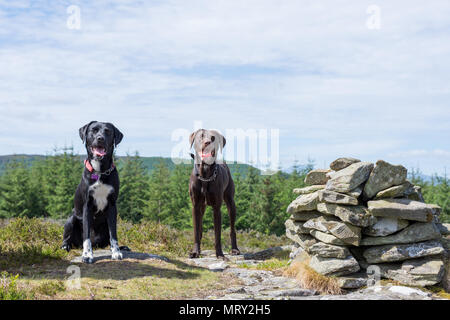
[195,163,218,182]
[84,159,116,181]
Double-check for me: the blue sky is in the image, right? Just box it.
[0,0,449,174]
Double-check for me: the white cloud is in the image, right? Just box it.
[0,0,449,174]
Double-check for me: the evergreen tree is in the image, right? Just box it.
[117,152,150,223]
[0,160,35,218]
[43,147,83,219]
[145,160,171,222]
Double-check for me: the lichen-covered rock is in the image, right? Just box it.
[330,157,361,171]
[363,240,445,263]
[286,191,320,213]
[367,199,434,222]
[293,185,325,195]
[309,254,360,276]
[285,219,310,234]
[317,203,376,227]
[326,162,374,193]
[362,217,409,237]
[304,169,331,185]
[307,242,350,259]
[374,181,413,199]
[360,222,442,246]
[372,257,445,287]
[290,211,322,222]
[318,189,358,205]
[363,160,407,199]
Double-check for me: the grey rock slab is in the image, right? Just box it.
[318,189,358,205]
[437,223,450,236]
[290,211,322,222]
[309,254,360,276]
[286,191,320,213]
[293,185,325,195]
[362,217,409,237]
[367,199,434,222]
[309,230,347,246]
[320,284,433,300]
[374,181,413,199]
[304,169,331,185]
[405,185,425,202]
[307,242,351,259]
[70,249,169,264]
[326,162,374,193]
[330,157,361,171]
[363,240,445,263]
[305,216,362,246]
[373,256,445,287]
[243,245,293,260]
[336,272,368,289]
[317,203,376,227]
[286,228,318,249]
[345,186,363,198]
[285,219,310,235]
[303,215,340,233]
[363,160,407,199]
[361,222,442,246]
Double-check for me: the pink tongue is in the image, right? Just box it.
[201,153,212,159]
[93,148,106,157]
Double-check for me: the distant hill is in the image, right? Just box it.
[0,154,258,177]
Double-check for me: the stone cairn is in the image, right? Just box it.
[285,157,450,289]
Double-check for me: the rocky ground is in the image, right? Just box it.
[183,248,448,300]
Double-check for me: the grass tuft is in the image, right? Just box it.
[284,260,342,295]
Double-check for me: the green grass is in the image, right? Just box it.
[0,272,31,300]
[0,217,286,300]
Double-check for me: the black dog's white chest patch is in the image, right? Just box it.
[89,180,114,212]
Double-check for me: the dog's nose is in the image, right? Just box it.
[97,136,105,142]
[204,141,210,146]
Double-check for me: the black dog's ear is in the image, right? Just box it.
[79,121,96,145]
[113,125,124,147]
[189,129,202,149]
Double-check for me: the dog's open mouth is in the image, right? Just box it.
[201,150,215,160]
[91,146,107,158]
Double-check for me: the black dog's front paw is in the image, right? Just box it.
[82,256,93,264]
[61,244,71,252]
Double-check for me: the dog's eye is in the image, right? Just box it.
[211,136,215,142]
[104,129,110,134]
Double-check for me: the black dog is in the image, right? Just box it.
[61,121,126,264]
[189,129,240,259]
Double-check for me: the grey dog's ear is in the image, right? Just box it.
[189,129,202,149]
[210,130,226,151]
[79,121,97,145]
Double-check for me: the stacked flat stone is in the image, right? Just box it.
[285,157,450,289]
